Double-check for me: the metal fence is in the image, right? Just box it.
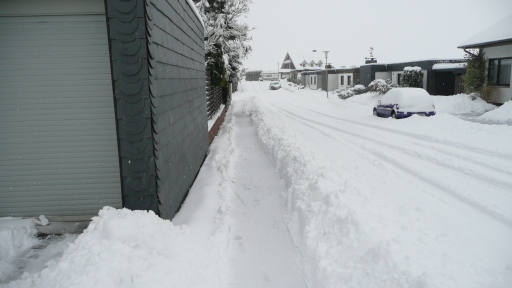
[206,72,223,120]
[206,71,239,119]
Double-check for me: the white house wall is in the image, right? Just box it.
[484,44,512,103]
[328,74,338,91]
[309,75,317,90]
[375,71,392,81]
[338,73,354,89]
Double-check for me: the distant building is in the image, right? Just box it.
[260,71,279,81]
[360,59,466,96]
[245,70,263,81]
[302,67,360,92]
[458,14,512,104]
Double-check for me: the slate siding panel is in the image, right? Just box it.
[106,0,158,213]
[146,0,207,219]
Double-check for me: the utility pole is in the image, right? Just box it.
[277,62,280,81]
[323,51,329,98]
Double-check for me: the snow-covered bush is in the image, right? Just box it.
[352,84,366,95]
[367,79,395,94]
[337,85,366,99]
[337,88,354,99]
[401,66,423,88]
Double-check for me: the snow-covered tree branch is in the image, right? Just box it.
[195,0,253,86]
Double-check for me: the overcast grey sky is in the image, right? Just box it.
[243,0,512,71]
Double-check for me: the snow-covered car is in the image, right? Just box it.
[269,81,281,90]
[258,77,263,81]
[373,88,436,119]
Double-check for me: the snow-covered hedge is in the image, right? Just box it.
[337,85,367,99]
[401,66,423,88]
[367,79,395,94]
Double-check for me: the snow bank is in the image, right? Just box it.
[433,94,496,114]
[6,208,223,288]
[243,97,426,287]
[478,100,512,122]
[0,218,38,280]
[345,92,382,106]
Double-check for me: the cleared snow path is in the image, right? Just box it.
[227,106,307,288]
[236,81,512,287]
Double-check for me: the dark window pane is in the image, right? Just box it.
[488,59,499,85]
[340,76,344,85]
[499,59,511,85]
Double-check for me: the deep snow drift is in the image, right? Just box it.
[2,82,511,288]
[478,100,512,122]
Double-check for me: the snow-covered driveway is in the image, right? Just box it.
[215,81,512,287]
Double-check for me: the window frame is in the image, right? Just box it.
[488,57,512,87]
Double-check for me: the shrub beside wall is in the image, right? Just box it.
[401,66,423,88]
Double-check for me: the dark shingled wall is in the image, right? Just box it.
[106,0,158,213]
[146,0,208,219]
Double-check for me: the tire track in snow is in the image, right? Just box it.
[279,100,512,166]
[271,102,512,190]
[273,106,512,228]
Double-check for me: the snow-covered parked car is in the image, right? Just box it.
[373,88,436,119]
[269,81,281,90]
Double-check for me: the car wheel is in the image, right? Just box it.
[391,111,397,119]
[373,109,377,116]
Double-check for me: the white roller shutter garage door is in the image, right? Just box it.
[0,2,122,218]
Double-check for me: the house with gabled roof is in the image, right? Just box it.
[281,52,296,70]
[458,14,512,104]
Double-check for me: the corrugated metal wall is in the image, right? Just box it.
[0,11,122,217]
[146,0,207,219]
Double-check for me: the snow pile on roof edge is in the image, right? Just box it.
[6,208,223,288]
[243,97,427,287]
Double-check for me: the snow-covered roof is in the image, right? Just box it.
[432,63,466,70]
[279,69,292,73]
[458,14,512,48]
[404,66,422,72]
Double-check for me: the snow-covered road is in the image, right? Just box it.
[222,81,512,287]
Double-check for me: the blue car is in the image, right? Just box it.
[373,88,436,119]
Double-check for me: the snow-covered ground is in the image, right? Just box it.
[2,81,511,287]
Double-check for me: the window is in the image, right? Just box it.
[488,58,511,86]
[347,75,352,86]
[314,76,317,85]
[340,75,344,85]
[397,73,402,86]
